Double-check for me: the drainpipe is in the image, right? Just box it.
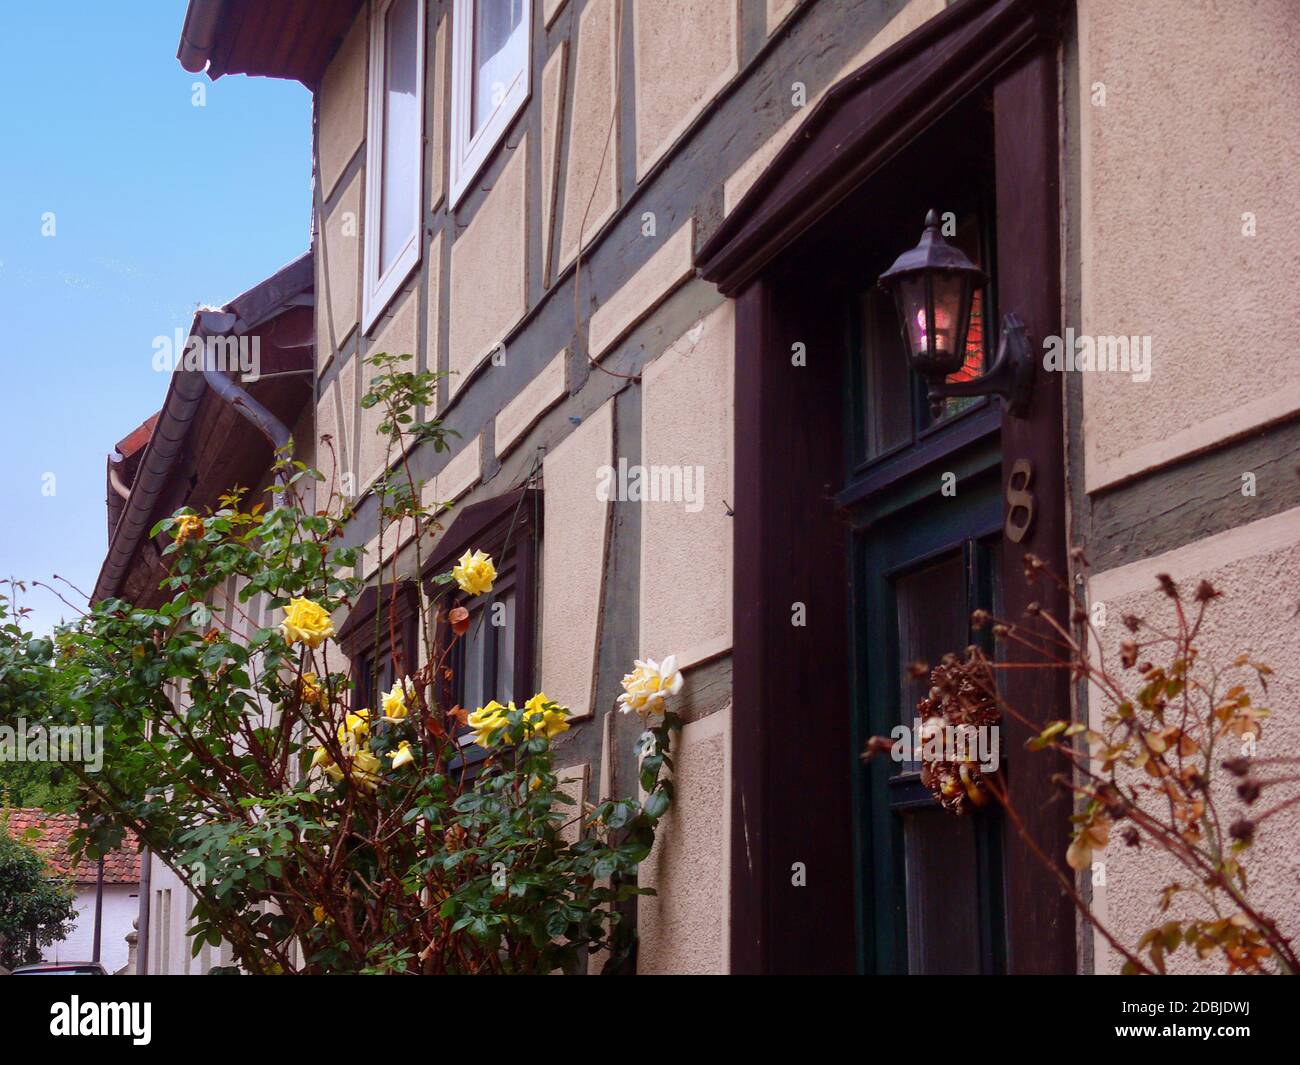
[195,310,294,465]
[108,463,131,501]
[194,311,296,514]
[135,850,151,974]
[177,0,226,76]
[92,856,104,964]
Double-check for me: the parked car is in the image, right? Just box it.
[9,961,109,975]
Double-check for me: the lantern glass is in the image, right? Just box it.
[894,273,931,363]
[896,271,976,378]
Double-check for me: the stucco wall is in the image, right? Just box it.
[639,300,734,668]
[302,0,963,974]
[637,705,731,974]
[556,0,618,272]
[539,399,613,720]
[1086,508,1300,973]
[317,10,367,200]
[447,135,528,399]
[631,0,738,180]
[1077,0,1300,491]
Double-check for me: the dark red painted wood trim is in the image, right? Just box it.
[337,581,420,654]
[699,0,1065,296]
[716,0,1073,974]
[730,271,857,975]
[421,487,542,578]
[993,48,1077,975]
[729,282,773,974]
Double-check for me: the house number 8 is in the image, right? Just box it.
[1005,458,1035,543]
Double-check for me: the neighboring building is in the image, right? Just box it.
[94,255,315,973]
[99,0,1296,974]
[3,809,140,973]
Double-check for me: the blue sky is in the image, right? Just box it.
[0,2,312,635]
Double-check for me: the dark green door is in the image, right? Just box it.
[840,194,1006,973]
[852,461,1006,974]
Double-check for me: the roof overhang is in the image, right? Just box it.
[94,254,315,606]
[178,0,366,86]
[697,0,1064,295]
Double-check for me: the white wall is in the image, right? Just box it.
[43,883,137,973]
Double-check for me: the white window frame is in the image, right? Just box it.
[362,0,427,334]
[449,0,532,208]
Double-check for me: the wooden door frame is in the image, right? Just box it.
[697,0,1073,975]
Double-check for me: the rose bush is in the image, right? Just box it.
[0,354,683,974]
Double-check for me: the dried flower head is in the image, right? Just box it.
[910,649,1001,815]
[1194,579,1221,603]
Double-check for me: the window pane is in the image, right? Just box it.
[461,606,487,709]
[380,0,420,275]
[493,589,516,703]
[930,213,989,423]
[894,551,967,770]
[903,810,982,974]
[472,0,526,135]
[860,287,912,459]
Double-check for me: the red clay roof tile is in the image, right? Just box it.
[3,809,141,885]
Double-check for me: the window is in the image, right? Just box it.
[363,0,426,333]
[449,0,531,207]
[337,582,422,713]
[423,488,541,764]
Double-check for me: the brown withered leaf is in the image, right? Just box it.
[448,704,468,726]
[449,605,470,636]
[1120,640,1138,669]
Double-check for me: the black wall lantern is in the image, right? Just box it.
[878,209,1035,418]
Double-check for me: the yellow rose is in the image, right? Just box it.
[452,550,496,597]
[312,905,327,924]
[389,741,414,770]
[617,656,683,718]
[310,745,334,770]
[173,513,205,545]
[522,692,569,740]
[299,672,327,711]
[336,709,370,753]
[382,678,411,721]
[350,749,382,790]
[344,709,370,737]
[281,597,335,649]
[467,700,512,747]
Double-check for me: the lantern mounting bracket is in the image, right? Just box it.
[878,209,1039,421]
[923,311,1036,419]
